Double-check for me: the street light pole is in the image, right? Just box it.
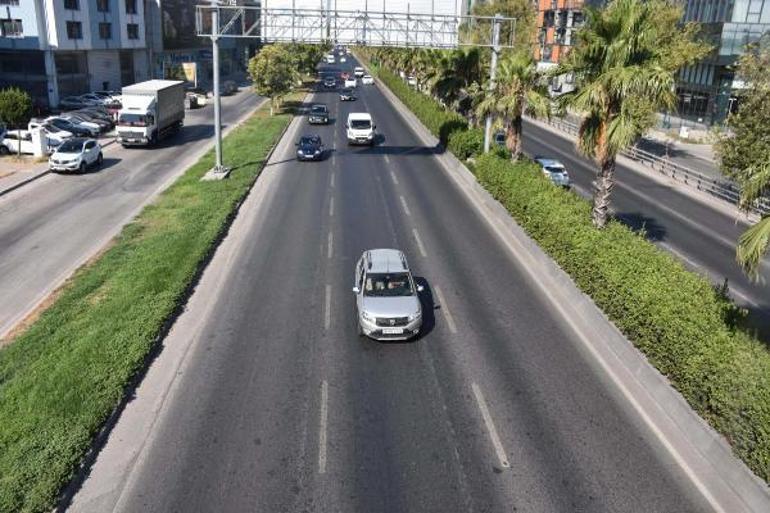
[483,14,502,153]
[210,2,228,175]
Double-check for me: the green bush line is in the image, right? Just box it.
[359,50,770,482]
[0,97,296,512]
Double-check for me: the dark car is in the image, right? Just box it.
[339,88,356,101]
[323,76,336,88]
[295,134,324,161]
[308,104,329,125]
[46,117,92,137]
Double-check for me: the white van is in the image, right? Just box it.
[346,112,376,145]
[354,66,365,77]
[326,54,335,64]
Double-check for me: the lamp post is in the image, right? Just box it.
[483,14,502,153]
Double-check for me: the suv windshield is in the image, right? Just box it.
[350,119,371,129]
[57,140,83,153]
[364,272,414,297]
[311,106,327,114]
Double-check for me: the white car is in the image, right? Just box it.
[361,74,374,85]
[2,131,36,155]
[534,157,571,189]
[346,112,375,145]
[407,76,418,87]
[354,66,365,77]
[325,54,335,64]
[49,137,103,173]
[340,56,347,63]
[344,77,357,88]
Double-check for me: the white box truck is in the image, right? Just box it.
[117,80,185,147]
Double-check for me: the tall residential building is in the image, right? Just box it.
[677,0,770,125]
[0,0,150,109]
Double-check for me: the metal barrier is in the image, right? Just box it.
[539,116,770,216]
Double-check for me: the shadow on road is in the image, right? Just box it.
[613,212,668,242]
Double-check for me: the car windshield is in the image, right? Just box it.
[300,136,320,145]
[118,113,147,127]
[350,119,371,129]
[44,124,62,133]
[57,140,83,153]
[311,106,327,114]
[364,272,414,297]
[545,166,565,174]
[51,119,71,128]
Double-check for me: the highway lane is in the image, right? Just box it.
[95,60,711,512]
[521,120,770,339]
[0,89,262,339]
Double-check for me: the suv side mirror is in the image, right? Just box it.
[352,286,360,294]
[417,285,424,292]
[373,124,377,129]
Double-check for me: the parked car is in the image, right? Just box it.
[353,249,423,341]
[59,96,89,110]
[0,140,9,155]
[70,111,112,132]
[323,76,336,88]
[77,108,114,125]
[407,76,418,87]
[295,134,324,161]
[308,104,329,125]
[339,88,356,101]
[222,80,238,96]
[46,117,93,137]
[49,137,103,173]
[79,93,107,106]
[344,77,357,88]
[60,114,102,136]
[2,131,35,154]
[534,157,571,189]
[28,120,73,148]
[361,74,375,85]
[354,66,365,77]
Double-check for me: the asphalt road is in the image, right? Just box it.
[89,58,713,512]
[0,88,262,339]
[521,121,770,340]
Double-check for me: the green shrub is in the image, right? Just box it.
[448,128,484,160]
[473,153,770,481]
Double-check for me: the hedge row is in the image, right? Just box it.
[359,50,770,481]
[0,97,297,512]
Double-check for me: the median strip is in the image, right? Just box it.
[0,92,301,513]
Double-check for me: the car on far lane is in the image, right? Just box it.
[325,54,335,64]
[354,66,365,77]
[295,134,324,161]
[339,88,356,101]
[308,104,329,125]
[534,157,571,189]
[344,77,357,88]
[353,248,424,341]
[493,131,506,147]
[323,76,336,89]
[340,56,347,63]
[49,137,103,173]
[361,74,375,85]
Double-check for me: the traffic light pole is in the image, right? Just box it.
[483,14,502,154]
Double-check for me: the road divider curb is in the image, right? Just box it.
[362,52,770,512]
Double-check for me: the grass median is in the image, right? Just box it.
[0,92,300,512]
[357,49,770,482]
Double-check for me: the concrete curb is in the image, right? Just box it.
[362,55,770,512]
[0,138,118,198]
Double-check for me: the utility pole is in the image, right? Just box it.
[483,14,502,153]
[208,1,228,176]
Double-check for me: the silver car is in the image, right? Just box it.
[534,157,571,189]
[353,249,423,341]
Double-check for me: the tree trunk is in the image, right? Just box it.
[592,154,616,228]
[506,115,523,161]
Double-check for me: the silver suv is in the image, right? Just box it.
[353,249,423,340]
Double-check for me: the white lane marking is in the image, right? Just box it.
[432,285,457,334]
[330,172,335,189]
[399,195,411,217]
[384,154,392,165]
[319,380,329,474]
[324,284,331,331]
[329,197,334,217]
[327,231,333,259]
[412,228,427,257]
[471,383,510,469]
[389,169,399,185]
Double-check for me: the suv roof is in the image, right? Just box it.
[366,249,409,273]
[347,112,371,121]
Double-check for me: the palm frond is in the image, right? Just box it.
[736,216,770,280]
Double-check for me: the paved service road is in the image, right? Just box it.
[0,89,262,339]
[84,58,713,512]
[521,121,770,340]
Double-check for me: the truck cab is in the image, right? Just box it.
[117,80,185,147]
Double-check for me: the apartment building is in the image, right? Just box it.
[0,0,150,109]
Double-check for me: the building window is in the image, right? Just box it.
[97,0,109,12]
[66,21,82,39]
[0,18,23,37]
[99,22,111,39]
[125,0,137,15]
[64,0,79,10]
[127,23,139,39]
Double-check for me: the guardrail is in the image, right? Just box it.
[540,116,770,216]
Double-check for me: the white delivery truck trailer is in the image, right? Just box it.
[117,80,185,147]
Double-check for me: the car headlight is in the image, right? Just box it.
[361,311,373,322]
[408,311,422,322]
[314,150,321,155]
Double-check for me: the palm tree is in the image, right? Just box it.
[432,48,483,110]
[475,51,551,160]
[554,0,709,228]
